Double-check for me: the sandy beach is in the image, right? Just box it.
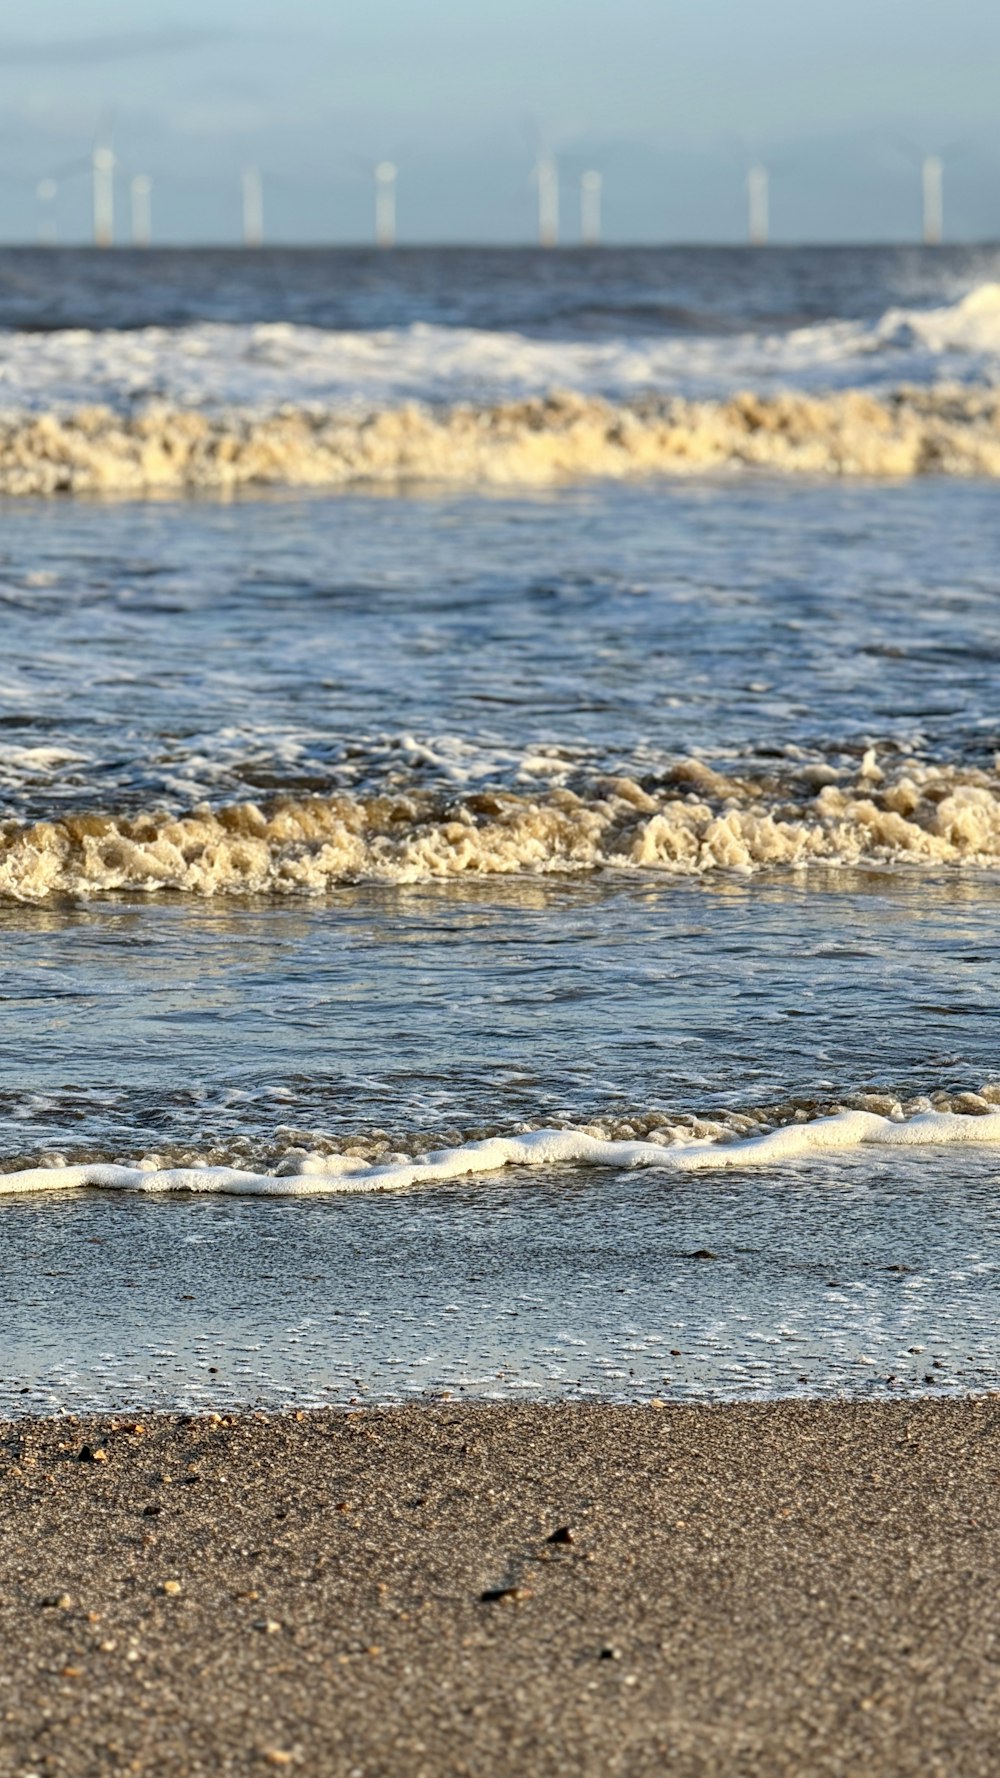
[0,1397,996,1774]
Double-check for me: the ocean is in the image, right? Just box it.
[2,243,1000,1414]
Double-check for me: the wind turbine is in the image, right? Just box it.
[922,155,943,245]
[724,137,781,246]
[92,132,115,247]
[747,164,769,245]
[37,178,57,245]
[533,148,559,247]
[242,167,263,246]
[884,136,967,245]
[580,169,602,246]
[374,160,397,247]
[130,174,152,247]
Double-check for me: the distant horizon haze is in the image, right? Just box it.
[2,1,1000,244]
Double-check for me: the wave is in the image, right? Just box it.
[2,286,1000,415]
[4,1088,1000,1197]
[1,385,1000,494]
[875,282,1000,361]
[0,284,999,494]
[2,751,1000,900]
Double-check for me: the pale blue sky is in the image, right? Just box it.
[1,0,999,243]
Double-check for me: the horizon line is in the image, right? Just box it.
[2,237,998,252]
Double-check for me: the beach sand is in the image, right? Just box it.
[0,1398,997,1775]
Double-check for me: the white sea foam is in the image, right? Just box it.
[670,1108,1000,1169]
[0,728,579,819]
[1,286,999,415]
[874,283,1000,364]
[4,1108,1000,1198]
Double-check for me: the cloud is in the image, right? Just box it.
[0,28,229,67]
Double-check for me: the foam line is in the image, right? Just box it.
[668,1108,1000,1169]
[0,1131,670,1198]
[5,1110,1000,1198]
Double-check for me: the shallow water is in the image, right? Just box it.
[0,871,998,1165]
[2,1149,998,1415]
[1,478,997,819]
[2,247,1000,1411]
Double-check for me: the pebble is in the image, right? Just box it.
[546,1526,575,1545]
[78,1445,108,1464]
[161,1580,182,1596]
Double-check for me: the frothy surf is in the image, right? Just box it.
[3,285,1000,413]
[2,751,999,900]
[2,385,1000,495]
[5,1096,1000,1198]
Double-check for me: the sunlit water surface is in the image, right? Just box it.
[2,246,1000,1409]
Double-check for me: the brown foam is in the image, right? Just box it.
[2,754,999,900]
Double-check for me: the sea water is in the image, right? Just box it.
[1,244,999,1410]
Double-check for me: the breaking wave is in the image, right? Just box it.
[2,284,1000,493]
[4,1086,1000,1197]
[4,285,1000,413]
[2,750,1000,900]
[2,385,1000,494]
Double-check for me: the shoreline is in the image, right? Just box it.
[2,1397,999,1774]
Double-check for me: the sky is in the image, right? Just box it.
[1,0,999,245]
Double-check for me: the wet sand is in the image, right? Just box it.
[1,1398,998,1775]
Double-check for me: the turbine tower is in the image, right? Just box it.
[747,164,769,246]
[580,170,602,246]
[130,174,152,247]
[37,178,57,246]
[922,155,943,245]
[375,161,397,247]
[92,140,115,247]
[536,151,558,247]
[242,167,263,247]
